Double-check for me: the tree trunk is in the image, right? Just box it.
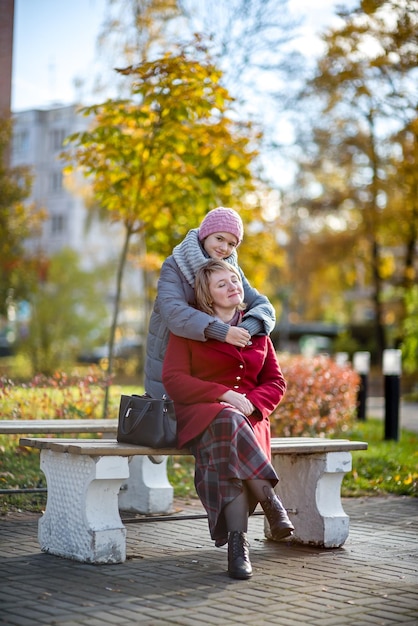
[370,239,386,362]
[102,225,132,419]
[367,113,386,362]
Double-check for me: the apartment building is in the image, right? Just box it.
[10,104,144,346]
[11,104,125,269]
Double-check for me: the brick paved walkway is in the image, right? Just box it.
[1,496,417,625]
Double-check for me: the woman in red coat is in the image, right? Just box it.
[162,260,294,580]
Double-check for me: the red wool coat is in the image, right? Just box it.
[162,333,287,451]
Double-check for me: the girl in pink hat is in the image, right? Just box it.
[144,207,276,400]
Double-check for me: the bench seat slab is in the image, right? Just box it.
[19,437,367,562]
[267,450,352,548]
[39,449,129,564]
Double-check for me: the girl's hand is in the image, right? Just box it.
[219,390,255,416]
[225,326,251,348]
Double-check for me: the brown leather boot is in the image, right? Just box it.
[260,494,294,540]
[227,531,253,579]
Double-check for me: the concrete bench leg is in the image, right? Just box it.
[266,451,352,548]
[118,456,174,514]
[39,449,129,564]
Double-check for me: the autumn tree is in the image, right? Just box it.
[20,249,110,376]
[86,0,302,190]
[287,0,418,360]
[94,0,299,105]
[0,117,45,316]
[177,0,304,198]
[62,43,263,413]
[90,0,182,98]
[402,286,418,374]
[177,1,301,108]
[382,117,418,363]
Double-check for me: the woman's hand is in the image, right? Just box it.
[225,326,251,348]
[219,390,255,416]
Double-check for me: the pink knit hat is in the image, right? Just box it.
[198,207,244,245]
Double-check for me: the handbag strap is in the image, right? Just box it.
[120,399,153,436]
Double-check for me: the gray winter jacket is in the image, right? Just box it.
[144,229,276,398]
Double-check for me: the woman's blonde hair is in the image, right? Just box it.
[195,259,246,316]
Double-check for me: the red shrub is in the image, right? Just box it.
[271,354,360,438]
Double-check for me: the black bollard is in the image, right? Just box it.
[383,349,402,441]
[353,352,370,421]
[357,374,368,421]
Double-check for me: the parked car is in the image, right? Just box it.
[0,334,14,357]
[77,338,142,366]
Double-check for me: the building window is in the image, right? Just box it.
[50,128,66,151]
[51,171,63,193]
[13,130,29,154]
[51,214,65,234]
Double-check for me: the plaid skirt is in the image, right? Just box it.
[189,408,279,545]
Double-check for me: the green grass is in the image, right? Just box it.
[0,433,48,513]
[1,418,416,515]
[341,419,418,497]
[167,455,196,499]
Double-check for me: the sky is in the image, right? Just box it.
[12,0,107,111]
[11,0,358,112]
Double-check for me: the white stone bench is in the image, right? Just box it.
[0,420,170,511]
[0,419,118,435]
[0,419,115,495]
[19,436,367,564]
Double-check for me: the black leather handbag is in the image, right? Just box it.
[117,393,177,448]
